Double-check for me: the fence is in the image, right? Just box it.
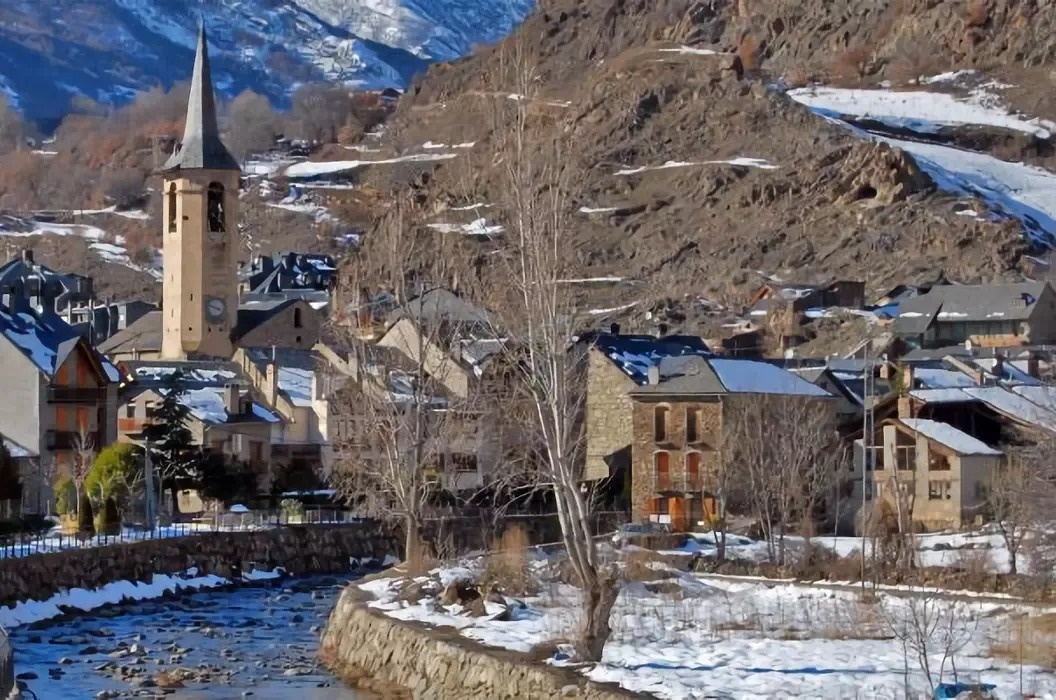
[0,507,364,559]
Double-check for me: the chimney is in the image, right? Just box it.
[609,323,620,336]
[647,365,660,385]
[900,364,913,394]
[897,395,912,419]
[993,354,1005,380]
[224,383,240,415]
[265,363,278,406]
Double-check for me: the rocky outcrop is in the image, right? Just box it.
[320,584,645,699]
[0,525,397,608]
[834,142,935,205]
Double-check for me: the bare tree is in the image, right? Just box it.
[0,95,25,155]
[289,84,358,144]
[225,89,280,162]
[330,199,492,563]
[985,451,1037,576]
[723,394,843,564]
[71,420,97,518]
[880,591,977,693]
[885,469,917,571]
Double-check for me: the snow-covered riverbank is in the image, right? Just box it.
[10,576,366,699]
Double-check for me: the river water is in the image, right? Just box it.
[9,576,365,699]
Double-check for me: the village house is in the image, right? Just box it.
[116,361,282,493]
[0,297,122,511]
[747,279,866,315]
[627,355,833,531]
[238,252,336,310]
[893,282,1056,349]
[849,418,1003,531]
[583,328,713,487]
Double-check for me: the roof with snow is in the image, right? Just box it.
[97,310,162,355]
[162,24,239,172]
[124,360,281,426]
[909,384,1056,433]
[894,282,1051,336]
[389,288,490,328]
[591,333,712,385]
[244,347,320,408]
[897,419,1002,456]
[631,356,833,398]
[0,304,120,382]
[3,436,36,459]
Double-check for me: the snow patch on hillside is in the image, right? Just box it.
[284,152,458,178]
[788,85,1056,137]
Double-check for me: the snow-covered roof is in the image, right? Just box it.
[3,437,35,458]
[963,386,1056,433]
[913,368,975,389]
[632,356,833,398]
[908,388,976,404]
[166,387,281,425]
[898,419,1001,456]
[593,333,712,385]
[0,305,117,383]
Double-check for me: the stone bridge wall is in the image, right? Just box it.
[0,525,398,608]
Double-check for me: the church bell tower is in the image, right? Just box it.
[160,23,241,360]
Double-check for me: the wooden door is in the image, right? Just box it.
[669,497,687,532]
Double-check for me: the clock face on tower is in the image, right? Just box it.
[205,297,227,322]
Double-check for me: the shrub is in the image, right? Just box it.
[101,168,146,209]
[86,443,140,509]
[54,477,76,516]
[77,491,95,535]
[280,498,305,518]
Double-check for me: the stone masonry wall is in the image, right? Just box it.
[584,350,635,482]
[320,585,648,700]
[630,397,723,523]
[0,525,398,608]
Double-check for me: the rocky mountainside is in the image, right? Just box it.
[0,0,533,123]
[351,0,1056,337]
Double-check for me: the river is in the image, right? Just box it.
[9,576,365,699]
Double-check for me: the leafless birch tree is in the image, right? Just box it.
[880,591,977,693]
[723,394,843,564]
[985,451,1037,576]
[71,420,97,518]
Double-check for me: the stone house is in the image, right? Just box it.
[628,356,832,531]
[583,330,712,484]
[849,418,1003,531]
[748,279,866,314]
[116,361,282,491]
[893,282,1056,349]
[0,302,121,511]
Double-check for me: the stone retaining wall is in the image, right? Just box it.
[320,585,647,700]
[0,525,398,607]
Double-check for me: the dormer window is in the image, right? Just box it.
[207,182,226,233]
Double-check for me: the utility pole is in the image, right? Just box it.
[860,334,873,593]
[143,440,156,531]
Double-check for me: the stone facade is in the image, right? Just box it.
[0,525,397,608]
[321,585,646,699]
[630,396,724,529]
[237,300,321,350]
[584,349,636,481]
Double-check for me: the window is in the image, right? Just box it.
[250,440,264,464]
[686,451,701,489]
[654,405,670,442]
[124,404,135,419]
[293,307,303,328]
[928,480,952,501]
[451,454,478,473]
[651,496,669,515]
[654,451,671,490]
[207,182,226,233]
[167,183,177,233]
[686,407,702,444]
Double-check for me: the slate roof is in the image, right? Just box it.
[162,24,239,172]
[244,347,321,408]
[898,418,1002,456]
[233,299,305,341]
[591,333,712,385]
[125,360,280,426]
[894,282,1050,336]
[98,310,162,355]
[0,305,120,382]
[389,288,490,327]
[630,356,832,398]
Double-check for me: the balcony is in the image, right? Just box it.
[45,430,102,451]
[47,387,106,404]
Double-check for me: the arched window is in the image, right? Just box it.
[207,182,226,233]
[653,404,670,442]
[686,451,701,490]
[293,307,303,329]
[654,450,670,491]
[167,183,177,232]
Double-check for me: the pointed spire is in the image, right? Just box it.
[163,21,239,172]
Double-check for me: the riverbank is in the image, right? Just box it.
[320,580,643,700]
[12,575,366,699]
[0,524,398,608]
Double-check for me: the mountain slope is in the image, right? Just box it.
[352,0,1056,336]
[0,0,533,123]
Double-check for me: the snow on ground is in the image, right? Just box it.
[427,218,505,236]
[360,563,1055,698]
[284,152,459,178]
[423,141,475,149]
[0,566,284,628]
[787,85,1056,137]
[579,206,621,214]
[616,158,778,175]
[451,202,492,211]
[588,302,639,315]
[267,199,339,225]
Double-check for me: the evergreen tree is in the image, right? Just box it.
[0,436,22,514]
[142,371,199,510]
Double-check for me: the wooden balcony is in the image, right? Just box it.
[46,387,106,404]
